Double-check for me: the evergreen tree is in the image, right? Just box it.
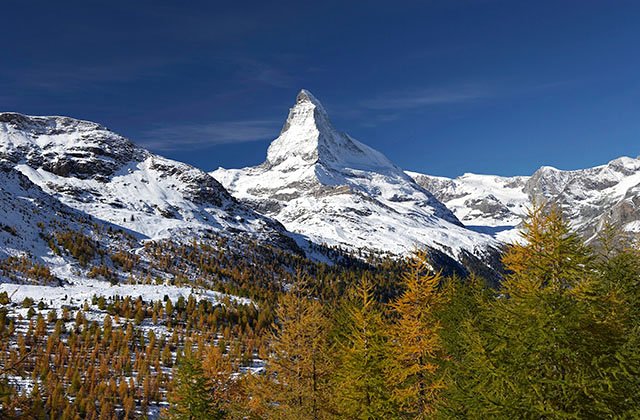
[166,353,223,420]
[246,283,333,419]
[332,276,394,419]
[441,203,638,418]
[201,344,241,417]
[388,251,447,418]
[501,203,593,291]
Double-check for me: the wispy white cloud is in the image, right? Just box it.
[137,120,279,151]
[359,78,585,113]
[5,58,174,92]
[361,85,492,110]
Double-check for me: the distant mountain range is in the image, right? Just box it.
[1,90,639,282]
[409,156,640,244]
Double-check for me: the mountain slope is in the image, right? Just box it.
[407,171,530,242]
[409,156,640,243]
[213,90,499,261]
[0,160,96,262]
[0,112,293,249]
[527,157,640,241]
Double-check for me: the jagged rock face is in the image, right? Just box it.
[213,90,499,261]
[266,90,403,175]
[537,157,640,239]
[409,156,640,243]
[266,90,326,167]
[523,166,573,198]
[0,112,293,248]
[464,195,513,220]
[0,113,138,180]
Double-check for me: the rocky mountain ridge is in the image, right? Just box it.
[0,112,293,249]
[409,156,640,243]
[2,90,637,284]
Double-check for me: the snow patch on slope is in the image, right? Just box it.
[407,171,530,242]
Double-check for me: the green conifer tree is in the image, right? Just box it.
[441,203,639,418]
[332,276,394,419]
[246,282,333,419]
[166,353,222,420]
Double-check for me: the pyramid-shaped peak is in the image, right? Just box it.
[297,89,320,105]
[266,90,334,167]
[265,90,403,175]
[294,89,328,115]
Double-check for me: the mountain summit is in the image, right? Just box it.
[213,90,499,264]
[266,89,399,175]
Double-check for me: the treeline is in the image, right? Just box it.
[168,205,640,419]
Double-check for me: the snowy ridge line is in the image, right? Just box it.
[408,155,640,243]
[0,111,295,251]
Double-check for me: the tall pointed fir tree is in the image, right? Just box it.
[201,344,243,417]
[166,352,223,420]
[332,275,394,419]
[387,251,447,418]
[501,202,593,292]
[591,222,640,418]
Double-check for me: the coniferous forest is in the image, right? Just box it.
[2,204,640,419]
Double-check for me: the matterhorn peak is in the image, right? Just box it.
[295,89,327,114]
[296,89,317,103]
[266,89,334,167]
[212,88,496,260]
[266,89,400,175]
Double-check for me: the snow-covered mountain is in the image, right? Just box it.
[0,112,292,249]
[0,160,93,261]
[409,156,640,243]
[407,171,530,242]
[526,157,640,241]
[213,90,499,262]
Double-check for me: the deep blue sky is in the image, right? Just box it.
[2,1,639,177]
